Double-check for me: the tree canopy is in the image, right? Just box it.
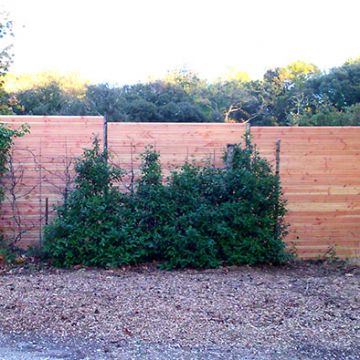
[3,57,360,126]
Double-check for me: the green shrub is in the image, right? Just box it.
[44,136,290,269]
[43,139,129,267]
[160,142,289,268]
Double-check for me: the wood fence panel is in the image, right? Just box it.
[108,123,246,175]
[0,117,359,259]
[251,126,360,258]
[0,116,103,248]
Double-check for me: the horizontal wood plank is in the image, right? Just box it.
[0,117,359,258]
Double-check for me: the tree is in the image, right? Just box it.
[299,102,360,126]
[14,82,92,116]
[224,67,251,83]
[85,83,127,120]
[277,61,320,85]
[205,80,258,123]
[85,79,210,122]
[307,60,360,110]
[260,61,321,125]
[0,11,14,114]
[4,71,89,96]
[3,53,360,126]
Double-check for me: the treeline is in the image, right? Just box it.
[2,59,360,125]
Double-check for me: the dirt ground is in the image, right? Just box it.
[0,261,359,359]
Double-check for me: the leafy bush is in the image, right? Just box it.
[43,139,127,267]
[44,136,290,269]
[160,140,288,268]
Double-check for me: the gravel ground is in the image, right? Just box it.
[0,262,359,359]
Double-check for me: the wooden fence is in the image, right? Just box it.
[0,116,359,259]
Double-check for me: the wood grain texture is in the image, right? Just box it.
[0,117,359,259]
[251,126,360,258]
[0,116,103,247]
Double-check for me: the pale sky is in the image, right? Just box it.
[1,0,360,84]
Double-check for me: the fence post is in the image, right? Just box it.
[103,113,108,161]
[45,197,49,225]
[274,139,281,238]
[275,139,281,178]
[226,144,235,169]
[38,139,43,246]
[245,122,251,134]
[245,122,251,149]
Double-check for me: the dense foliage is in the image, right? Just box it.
[3,59,360,126]
[44,137,290,269]
[299,103,360,126]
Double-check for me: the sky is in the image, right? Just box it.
[1,0,360,85]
